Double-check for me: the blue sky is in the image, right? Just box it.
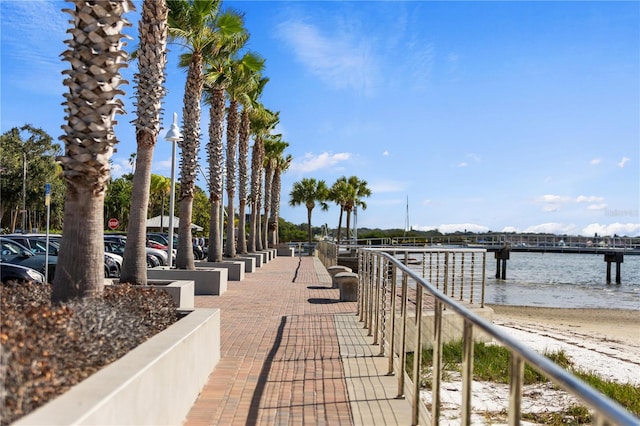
[1,1,639,237]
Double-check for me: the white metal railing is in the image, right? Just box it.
[356,247,637,426]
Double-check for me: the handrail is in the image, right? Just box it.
[355,247,637,426]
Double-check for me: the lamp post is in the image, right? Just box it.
[164,113,182,268]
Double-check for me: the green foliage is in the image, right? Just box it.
[277,217,307,242]
[0,125,65,232]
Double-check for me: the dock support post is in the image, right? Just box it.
[494,247,510,280]
[604,252,623,284]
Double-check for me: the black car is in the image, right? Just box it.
[0,262,46,284]
[0,237,56,282]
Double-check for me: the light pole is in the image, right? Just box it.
[164,113,182,268]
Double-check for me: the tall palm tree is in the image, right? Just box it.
[53,0,134,302]
[261,134,287,250]
[121,0,168,285]
[248,107,278,252]
[269,152,291,246]
[237,74,267,254]
[201,11,247,262]
[329,177,350,243]
[289,178,329,252]
[167,0,221,269]
[149,173,172,229]
[343,176,371,240]
[224,52,265,258]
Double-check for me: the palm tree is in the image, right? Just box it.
[53,0,134,302]
[261,134,287,250]
[200,11,247,262]
[289,178,329,252]
[329,177,350,242]
[149,174,172,229]
[121,0,168,285]
[343,176,371,241]
[237,75,267,254]
[269,153,291,246]
[224,52,265,258]
[248,107,278,252]
[167,0,222,269]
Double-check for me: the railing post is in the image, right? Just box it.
[461,320,474,425]
[412,284,423,426]
[431,299,443,426]
[397,269,408,399]
[508,354,524,425]
[387,262,397,375]
[373,255,381,345]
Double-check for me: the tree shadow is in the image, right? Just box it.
[307,298,340,304]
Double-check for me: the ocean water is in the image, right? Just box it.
[482,252,640,310]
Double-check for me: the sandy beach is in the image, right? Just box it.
[487,305,640,345]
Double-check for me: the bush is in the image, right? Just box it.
[0,281,179,425]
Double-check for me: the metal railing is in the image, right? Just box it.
[355,247,637,426]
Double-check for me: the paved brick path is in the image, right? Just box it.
[185,255,361,426]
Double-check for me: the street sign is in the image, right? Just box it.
[44,183,51,206]
[108,218,119,230]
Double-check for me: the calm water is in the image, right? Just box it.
[482,252,640,310]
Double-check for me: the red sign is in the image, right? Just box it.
[108,218,119,230]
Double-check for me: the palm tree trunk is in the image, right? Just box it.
[337,208,344,242]
[209,199,222,261]
[225,99,239,258]
[207,87,225,262]
[120,141,154,283]
[53,186,107,301]
[236,108,250,254]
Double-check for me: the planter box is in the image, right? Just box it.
[277,246,295,257]
[197,261,245,281]
[104,279,195,311]
[15,308,221,426]
[230,256,257,272]
[148,268,228,295]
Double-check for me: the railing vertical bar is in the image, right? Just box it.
[367,254,375,335]
[459,254,465,301]
[451,252,456,298]
[481,252,486,308]
[470,253,475,304]
[359,251,366,321]
[397,269,409,398]
[412,284,424,426]
[379,257,388,356]
[508,354,524,426]
[461,320,474,426]
[387,261,397,374]
[432,299,443,426]
[373,256,381,345]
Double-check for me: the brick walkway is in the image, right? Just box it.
[184,255,411,426]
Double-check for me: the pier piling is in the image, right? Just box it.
[604,252,624,284]
[494,247,510,280]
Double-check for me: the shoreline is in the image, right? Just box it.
[487,304,640,345]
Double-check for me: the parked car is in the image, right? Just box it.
[104,235,170,267]
[4,234,120,278]
[147,233,204,260]
[0,237,56,282]
[0,262,46,285]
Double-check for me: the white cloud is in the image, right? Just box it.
[414,223,490,233]
[576,195,604,203]
[536,194,570,204]
[457,162,468,168]
[523,223,578,235]
[422,199,432,206]
[275,20,377,95]
[590,158,601,165]
[587,204,607,211]
[618,157,630,168]
[582,223,640,237]
[382,150,389,156]
[289,152,351,173]
[502,226,520,233]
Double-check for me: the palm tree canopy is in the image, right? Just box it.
[289,178,329,212]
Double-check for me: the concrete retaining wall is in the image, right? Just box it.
[16,308,221,426]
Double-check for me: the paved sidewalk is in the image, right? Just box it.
[184,255,412,426]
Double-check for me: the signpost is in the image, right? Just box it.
[108,218,119,230]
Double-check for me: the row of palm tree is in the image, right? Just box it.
[53,0,292,300]
[289,176,372,250]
